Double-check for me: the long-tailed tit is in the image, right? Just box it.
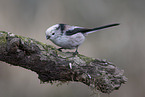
[45,23,119,54]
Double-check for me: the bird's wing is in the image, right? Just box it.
[65,27,90,36]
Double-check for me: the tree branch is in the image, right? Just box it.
[0,31,127,93]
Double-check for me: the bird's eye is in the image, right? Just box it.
[52,33,55,35]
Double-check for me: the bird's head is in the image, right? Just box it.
[45,24,61,40]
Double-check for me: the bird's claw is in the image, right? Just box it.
[73,50,78,56]
[58,48,62,52]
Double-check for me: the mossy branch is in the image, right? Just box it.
[0,31,127,93]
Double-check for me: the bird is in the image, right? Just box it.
[45,23,120,54]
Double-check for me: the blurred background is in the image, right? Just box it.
[0,0,145,97]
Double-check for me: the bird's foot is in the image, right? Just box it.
[58,48,63,52]
[73,50,79,56]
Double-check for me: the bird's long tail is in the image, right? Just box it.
[85,23,120,34]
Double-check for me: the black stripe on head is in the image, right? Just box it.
[59,24,65,33]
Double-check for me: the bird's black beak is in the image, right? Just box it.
[46,35,50,40]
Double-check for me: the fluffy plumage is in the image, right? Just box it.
[45,23,119,54]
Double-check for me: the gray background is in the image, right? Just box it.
[0,0,145,97]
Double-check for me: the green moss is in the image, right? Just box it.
[77,54,94,65]
[15,34,57,51]
[0,31,7,45]
[15,35,32,43]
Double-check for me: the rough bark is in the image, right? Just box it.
[0,31,127,93]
